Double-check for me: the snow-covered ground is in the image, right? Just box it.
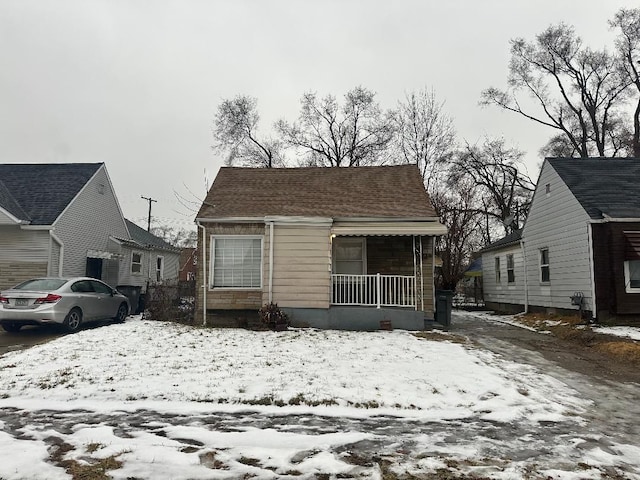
[0,316,638,479]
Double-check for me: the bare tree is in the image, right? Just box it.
[276,86,395,167]
[449,138,535,241]
[481,23,631,157]
[431,180,484,291]
[150,225,197,248]
[395,88,456,191]
[611,7,640,157]
[213,95,284,168]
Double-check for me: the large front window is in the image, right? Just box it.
[210,236,262,288]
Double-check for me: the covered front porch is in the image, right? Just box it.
[328,233,436,321]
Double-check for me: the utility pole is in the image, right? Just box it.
[141,196,157,232]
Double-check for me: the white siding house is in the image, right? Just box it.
[0,163,130,289]
[482,158,640,324]
[481,230,526,313]
[521,162,593,313]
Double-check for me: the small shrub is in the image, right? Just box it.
[258,302,289,331]
[145,281,194,324]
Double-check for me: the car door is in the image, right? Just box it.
[70,280,97,321]
[89,280,118,319]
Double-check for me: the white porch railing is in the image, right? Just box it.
[331,274,416,308]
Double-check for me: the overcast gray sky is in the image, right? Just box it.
[1,0,637,229]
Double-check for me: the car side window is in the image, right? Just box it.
[90,281,112,294]
[71,281,94,293]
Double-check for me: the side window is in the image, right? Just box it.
[507,254,515,283]
[624,260,640,293]
[156,256,164,282]
[540,248,550,282]
[90,280,112,294]
[71,280,94,293]
[131,252,142,274]
[494,257,501,284]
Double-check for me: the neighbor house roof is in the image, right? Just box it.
[124,220,181,252]
[0,178,30,222]
[481,229,522,253]
[548,158,640,219]
[0,163,103,225]
[196,165,438,220]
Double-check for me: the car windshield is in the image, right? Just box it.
[13,279,67,291]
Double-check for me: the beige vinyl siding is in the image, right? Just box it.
[53,166,129,278]
[522,162,592,311]
[482,243,525,307]
[0,226,50,288]
[199,223,265,312]
[265,225,331,308]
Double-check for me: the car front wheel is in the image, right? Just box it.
[114,303,128,323]
[2,322,22,333]
[64,308,82,333]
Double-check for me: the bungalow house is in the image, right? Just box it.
[194,165,447,330]
[482,158,640,324]
[0,163,129,289]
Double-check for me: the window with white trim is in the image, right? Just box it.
[210,236,262,288]
[540,248,550,282]
[156,256,164,282]
[624,260,640,293]
[333,237,366,274]
[494,257,501,283]
[507,254,515,283]
[131,252,142,274]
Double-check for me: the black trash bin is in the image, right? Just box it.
[116,285,142,314]
[435,290,454,330]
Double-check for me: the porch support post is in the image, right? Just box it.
[376,273,381,309]
[420,236,424,312]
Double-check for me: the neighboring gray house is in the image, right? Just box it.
[481,230,525,314]
[482,158,640,324]
[0,163,130,289]
[112,219,181,290]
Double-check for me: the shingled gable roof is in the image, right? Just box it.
[196,165,438,220]
[548,158,640,219]
[0,178,30,222]
[480,229,522,253]
[124,219,181,252]
[0,163,103,225]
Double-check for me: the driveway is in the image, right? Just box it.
[0,325,61,356]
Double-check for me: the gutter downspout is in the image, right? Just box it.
[521,239,529,313]
[587,222,597,320]
[50,231,64,277]
[197,221,207,327]
[268,221,274,304]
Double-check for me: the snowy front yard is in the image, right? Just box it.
[0,316,637,479]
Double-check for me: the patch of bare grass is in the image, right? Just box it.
[48,439,123,480]
[595,341,640,363]
[518,313,640,364]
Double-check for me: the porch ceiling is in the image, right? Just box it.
[331,221,447,236]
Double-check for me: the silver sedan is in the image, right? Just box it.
[0,277,130,333]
